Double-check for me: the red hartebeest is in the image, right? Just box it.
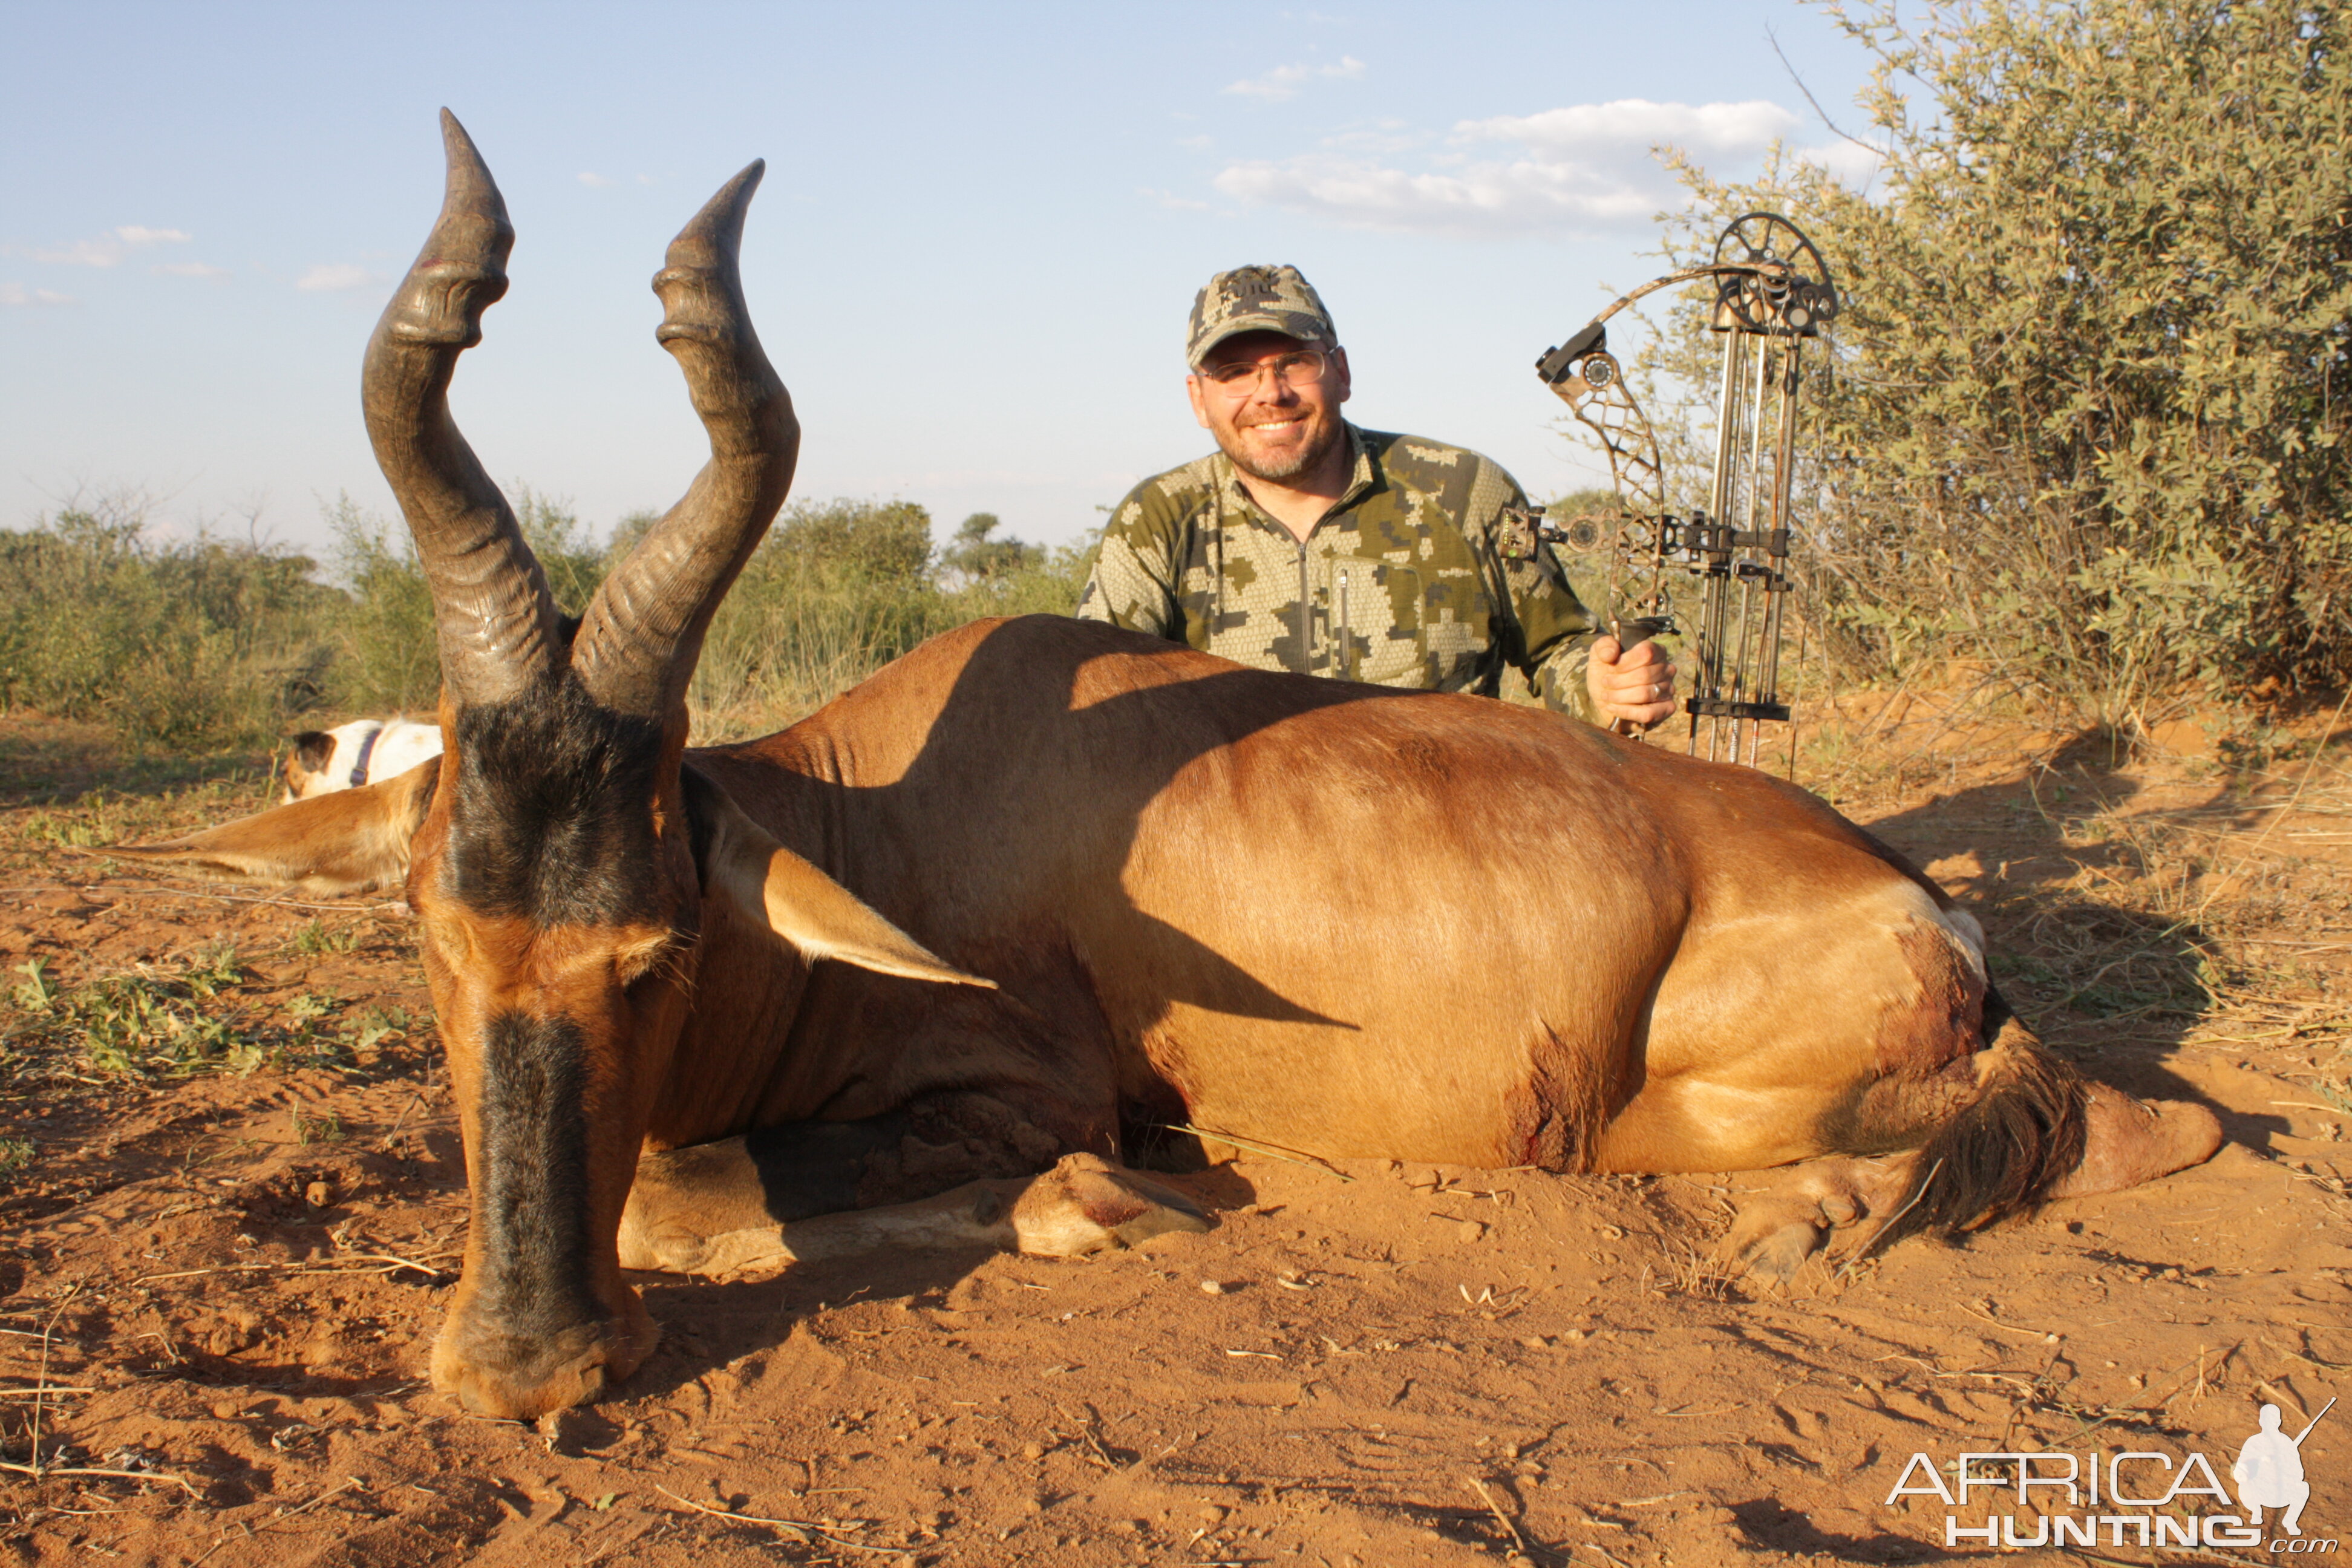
[108,114,2222,1419]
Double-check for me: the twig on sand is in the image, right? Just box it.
[650,1484,912,1558]
[0,1462,201,1497]
[18,876,407,916]
[2064,1550,2175,1568]
[1840,1157,1941,1276]
[6,1284,86,1489]
[1464,1474,1531,1556]
[129,1250,457,1287]
[1157,1123,1354,1182]
[1956,1301,2058,1341]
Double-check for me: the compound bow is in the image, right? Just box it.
[1511,212,1837,768]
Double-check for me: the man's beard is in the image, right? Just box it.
[1220,412,1341,483]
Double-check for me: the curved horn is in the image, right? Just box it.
[361,108,563,707]
[572,160,799,719]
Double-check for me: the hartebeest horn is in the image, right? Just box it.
[571,160,800,719]
[361,109,563,707]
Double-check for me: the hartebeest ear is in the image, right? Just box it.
[97,757,440,896]
[684,769,994,990]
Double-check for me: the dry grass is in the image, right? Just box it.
[1787,676,2352,1145]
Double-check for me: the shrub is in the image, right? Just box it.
[0,492,335,749]
[0,485,1095,753]
[1642,0,2352,722]
[690,500,1096,739]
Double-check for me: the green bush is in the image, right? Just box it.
[0,485,1098,752]
[325,485,612,713]
[692,498,1098,739]
[1642,0,2352,722]
[0,493,336,749]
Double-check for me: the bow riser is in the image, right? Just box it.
[1517,212,1838,769]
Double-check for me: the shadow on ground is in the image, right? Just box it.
[1861,723,2288,1154]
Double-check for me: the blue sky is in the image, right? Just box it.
[1,1,1879,560]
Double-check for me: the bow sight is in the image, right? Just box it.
[1517,213,1837,768]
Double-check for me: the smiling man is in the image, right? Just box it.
[1076,264,1676,727]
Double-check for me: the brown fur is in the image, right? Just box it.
[108,613,2229,1417]
[99,119,2223,1414]
[1863,1007,2089,1252]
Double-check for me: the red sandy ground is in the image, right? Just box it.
[1,702,2347,1567]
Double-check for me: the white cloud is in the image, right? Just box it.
[34,237,126,267]
[1,283,76,306]
[578,171,614,188]
[1456,99,1797,156]
[1797,136,1885,188]
[1316,122,1427,155]
[1215,155,1662,231]
[1223,54,1365,102]
[295,263,382,293]
[1212,97,1823,235]
[31,225,192,267]
[1138,186,1212,212]
[154,260,230,278]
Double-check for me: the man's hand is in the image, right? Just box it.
[1586,635,1677,732]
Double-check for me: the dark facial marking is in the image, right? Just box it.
[292,731,334,773]
[448,676,668,923]
[474,1010,601,1333]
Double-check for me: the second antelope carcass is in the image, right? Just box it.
[106,113,2223,1419]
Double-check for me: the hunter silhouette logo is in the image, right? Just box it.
[2238,1398,2333,1537]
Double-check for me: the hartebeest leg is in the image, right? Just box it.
[618,1141,1210,1277]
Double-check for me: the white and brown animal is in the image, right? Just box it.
[106,114,2222,1420]
[283,719,443,802]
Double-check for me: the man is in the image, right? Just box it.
[2233,1402,2315,1536]
[1076,264,1676,728]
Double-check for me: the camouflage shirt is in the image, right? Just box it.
[1076,424,1598,720]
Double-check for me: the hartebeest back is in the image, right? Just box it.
[105,116,2223,1420]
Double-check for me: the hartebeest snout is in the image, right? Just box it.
[107,115,2223,1420]
[181,113,995,1415]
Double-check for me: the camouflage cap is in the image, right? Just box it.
[1186,264,1337,367]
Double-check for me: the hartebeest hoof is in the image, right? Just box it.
[615,1151,1211,1276]
[1005,1152,1212,1257]
[2048,1086,2223,1199]
[1718,1155,1911,1279]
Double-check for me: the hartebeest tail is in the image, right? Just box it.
[1864,1001,2088,1252]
